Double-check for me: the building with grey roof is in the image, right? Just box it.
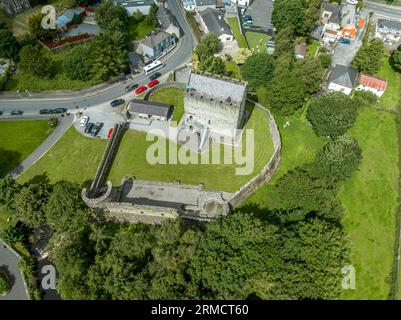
[128,99,174,121]
[375,18,401,43]
[321,3,341,26]
[157,5,181,37]
[327,64,358,95]
[115,0,155,16]
[182,70,248,143]
[199,8,233,42]
[139,30,176,58]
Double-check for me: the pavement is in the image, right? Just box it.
[0,241,29,300]
[0,0,195,116]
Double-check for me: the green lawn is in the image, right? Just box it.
[4,44,98,92]
[0,120,51,177]
[149,87,185,124]
[307,40,319,57]
[339,108,399,300]
[227,18,248,49]
[376,56,401,112]
[18,127,107,186]
[108,104,274,192]
[127,17,155,41]
[225,60,241,80]
[244,110,326,206]
[246,32,267,53]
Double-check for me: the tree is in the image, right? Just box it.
[240,52,275,91]
[315,136,362,182]
[0,29,20,61]
[14,182,51,227]
[264,72,305,115]
[63,44,93,81]
[28,13,55,38]
[276,218,349,299]
[272,0,306,36]
[273,52,293,75]
[0,176,20,212]
[352,39,384,74]
[199,56,225,75]
[273,26,295,57]
[294,57,324,94]
[146,3,159,27]
[391,44,401,72]
[273,168,344,222]
[233,48,252,65]
[0,226,26,245]
[0,268,11,295]
[19,45,53,77]
[319,53,332,69]
[95,2,129,32]
[45,181,91,233]
[189,212,282,299]
[307,92,358,138]
[196,33,222,61]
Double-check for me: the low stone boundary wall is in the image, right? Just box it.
[229,100,282,208]
[144,82,187,100]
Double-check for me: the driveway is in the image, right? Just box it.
[0,241,29,300]
[244,0,274,29]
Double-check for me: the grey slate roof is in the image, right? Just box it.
[157,5,179,30]
[142,30,171,48]
[115,0,154,7]
[128,99,173,118]
[329,64,358,89]
[200,8,232,37]
[323,3,341,24]
[377,18,401,31]
[195,0,216,6]
[187,71,247,105]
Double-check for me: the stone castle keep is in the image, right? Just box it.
[0,0,31,16]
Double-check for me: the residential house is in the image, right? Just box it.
[328,64,358,95]
[375,18,401,43]
[199,8,234,43]
[321,3,341,43]
[294,43,307,59]
[195,0,217,11]
[356,74,388,98]
[115,0,155,16]
[139,30,176,58]
[182,0,196,11]
[341,4,356,39]
[128,99,174,121]
[55,7,86,31]
[157,5,181,37]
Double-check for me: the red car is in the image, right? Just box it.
[107,128,113,139]
[135,85,147,95]
[147,79,159,88]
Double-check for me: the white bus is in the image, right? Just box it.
[143,60,165,75]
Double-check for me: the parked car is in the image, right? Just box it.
[53,108,67,114]
[149,72,161,81]
[125,83,139,92]
[347,0,357,4]
[135,85,147,95]
[39,109,53,115]
[80,116,89,127]
[244,15,253,24]
[85,123,94,134]
[10,110,23,116]
[90,122,104,137]
[110,99,125,107]
[340,37,351,44]
[0,110,3,116]
[107,128,114,139]
[147,79,159,88]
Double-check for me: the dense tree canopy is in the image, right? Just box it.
[19,45,53,77]
[0,176,20,212]
[63,44,93,81]
[0,29,20,61]
[272,0,306,36]
[196,33,223,61]
[28,13,55,39]
[352,39,384,74]
[294,57,324,94]
[391,44,401,72]
[95,1,129,32]
[199,56,225,75]
[240,52,275,91]
[307,92,358,138]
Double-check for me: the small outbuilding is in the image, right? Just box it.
[356,74,388,98]
[128,99,174,121]
[294,43,307,59]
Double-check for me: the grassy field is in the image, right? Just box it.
[227,18,248,49]
[0,6,42,39]
[4,44,98,92]
[18,127,107,186]
[307,40,320,57]
[149,87,185,124]
[108,104,274,192]
[339,108,399,300]
[127,17,154,41]
[246,32,267,53]
[376,56,401,112]
[244,110,326,206]
[225,60,241,80]
[0,120,51,177]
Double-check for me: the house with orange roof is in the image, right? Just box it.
[341,4,356,39]
[356,74,388,98]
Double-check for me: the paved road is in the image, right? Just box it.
[365,0,401,20]
[0,241,29,300]
[9,115,75,178]
[0,0,195,115]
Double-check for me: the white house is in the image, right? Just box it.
[199,8,234,43]
[327,64,358,95]
[115,0,155,16]
[231,0,253,7]
[356,74,388,98]
[375,18,401,43]
[182,0,196,11]
[128,100,174,121]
